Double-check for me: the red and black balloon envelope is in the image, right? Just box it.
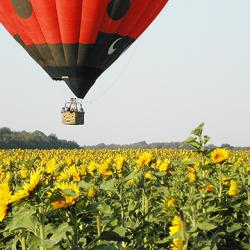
[0,0,169,99]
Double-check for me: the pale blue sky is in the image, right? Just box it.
[0,0,249,146]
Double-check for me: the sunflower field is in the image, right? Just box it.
[0,124,249,250]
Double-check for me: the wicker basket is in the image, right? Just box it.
[62,111,84,125]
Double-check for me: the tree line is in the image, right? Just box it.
[82,141,250,150]
[0,127,79,149]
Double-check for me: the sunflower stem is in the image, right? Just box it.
[20,232,27,250]
[119,191,125,227]
[217,165,223,201]
[38,206,46,250]
[71,206,79,247]
[96,214,101,238]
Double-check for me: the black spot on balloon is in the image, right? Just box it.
[107,0,131,21]
[11,0,33,19]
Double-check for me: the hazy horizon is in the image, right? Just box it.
[0,0,249,147]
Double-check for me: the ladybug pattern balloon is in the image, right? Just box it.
[0,0,169,98]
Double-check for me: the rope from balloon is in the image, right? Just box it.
[84,43,137,104]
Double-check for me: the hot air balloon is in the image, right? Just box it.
[0,0,169,125]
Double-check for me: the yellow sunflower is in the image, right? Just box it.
[127,178,136,185]
[23,169,41,193]
[87,187,97,199]
[169,216,184,250]
[159,159,170,173]
[221,177,230,185]
[52,182,80,209]
[171,238,183,250]
[46,158,58,174]
[10,169,41,203]
[211,148,229,164]
[9,189,30,204]
[144,171,153,180]
[169,216,184,236]
[166,197,175,208]
[205,184,214,193]
[228,180,238,196]
[187,172,196,182]
[98,162,112,176]
[137,152,153,166]
[0,169,4,181]
[68,166,81,182]
[0,180,11,221]
[87,161,97,175]
[114,155,125,171]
